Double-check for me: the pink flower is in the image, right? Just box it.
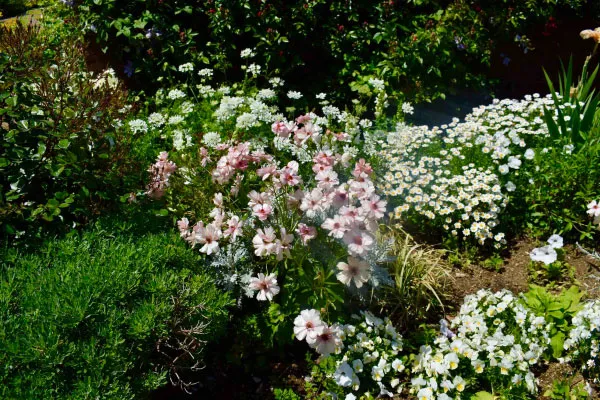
[177,217,190,238]
[287,189,304,209]
[252,203,273,221]
[316,169,339,191]
[330,187,350,208]
[248,190,271,208]
[295,114,312,124]
[336,257,371,288]
[210,207,225,226]
[294,309,325,344]
[300,188,325,218]
[257,164,278,181]
[297,223,317,245]
[213,192,224,208]
[196,223,222,255]
[310,325,342,355]
[271,121,295,138]
[249,273,280,301]
[252,227,277,257]
[199,147,211,167]
[588,200,600,218]
[275,228,294,260]
[343,229,374,256]
[224,216,243,242]
[349,179,375,200]
[313,151,335,167]
[280,161,302,186]
[353,159,373,177]
[321,215,348,239]
[361,194,387,220]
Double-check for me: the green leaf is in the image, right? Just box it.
[58,139,70,149]
[471,392,495,400]
[550,332,565,358]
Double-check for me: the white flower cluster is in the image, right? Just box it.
[322,311,407,399]
[411,289,551,399]
[529,234,563,265]
[379,94,560,247]
[564,300,600,384]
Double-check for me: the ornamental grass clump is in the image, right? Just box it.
[411,289,551,399]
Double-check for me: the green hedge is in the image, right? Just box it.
[0,224,232,399]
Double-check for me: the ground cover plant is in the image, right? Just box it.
[0,214,232,398]
[2,1,600,399]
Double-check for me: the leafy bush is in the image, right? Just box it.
[0,21,149,238]
[70,0,590,102]
[0,221,232,398]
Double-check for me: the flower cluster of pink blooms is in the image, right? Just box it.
[146,152,177,199]
[170,112,386,302]
[294,309,342,355]
[271,115,351,145]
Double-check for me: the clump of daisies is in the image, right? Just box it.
[378,94,561,249]
[301,310,409,399]
[563,300,600,386]
[411,289,551,399]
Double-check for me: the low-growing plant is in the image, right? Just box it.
[411,289,551,399]
[543,377,591,399]
[301,310,410,399]
[522,285,584,358]
[564,299,600,388]
[0,220,232,398]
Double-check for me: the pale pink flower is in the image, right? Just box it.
[248,190,270,208]
[196,223,222,255]
[275,228,294,261]
[199,147,211,167]
[587,200,600,218]
[252,227,277,257]
[294,309,325,344]
[287,189,304,209]
[210,207,225,226]
[311,325,342,355]
[321,215,348,239]
[224,216,243,242]
[249,273,280,301]
[252,203,273,221]
[213,192,224,208]
[300,188,325,218]
[257,164,278,181]
[295,114,311,124]
[186,221,204,246]
[313,151,336,167]
[271,121,294,138]
[330,187,350,208]
[231,173,244,197]
[280,162,302,186]
[361,194,387,220]
[349,179,375,200]
[339,205,361,222]
[316,169,339,191]
[343,229,374,256]
[336,257,371,288]
[333,131,350,142]
[177,217,190,238]
[297,223,317,245]
[353,159,373,177]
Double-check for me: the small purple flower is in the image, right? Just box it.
[60,0,74,6]
[124,60,134,78]
[440,319,455,339]
[145,28,162,39]
[454,36,466,51]
[500,53,511,66]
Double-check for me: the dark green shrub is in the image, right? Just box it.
[72,0,590,102]
[0,21,147,238]
[0,225,232,398]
